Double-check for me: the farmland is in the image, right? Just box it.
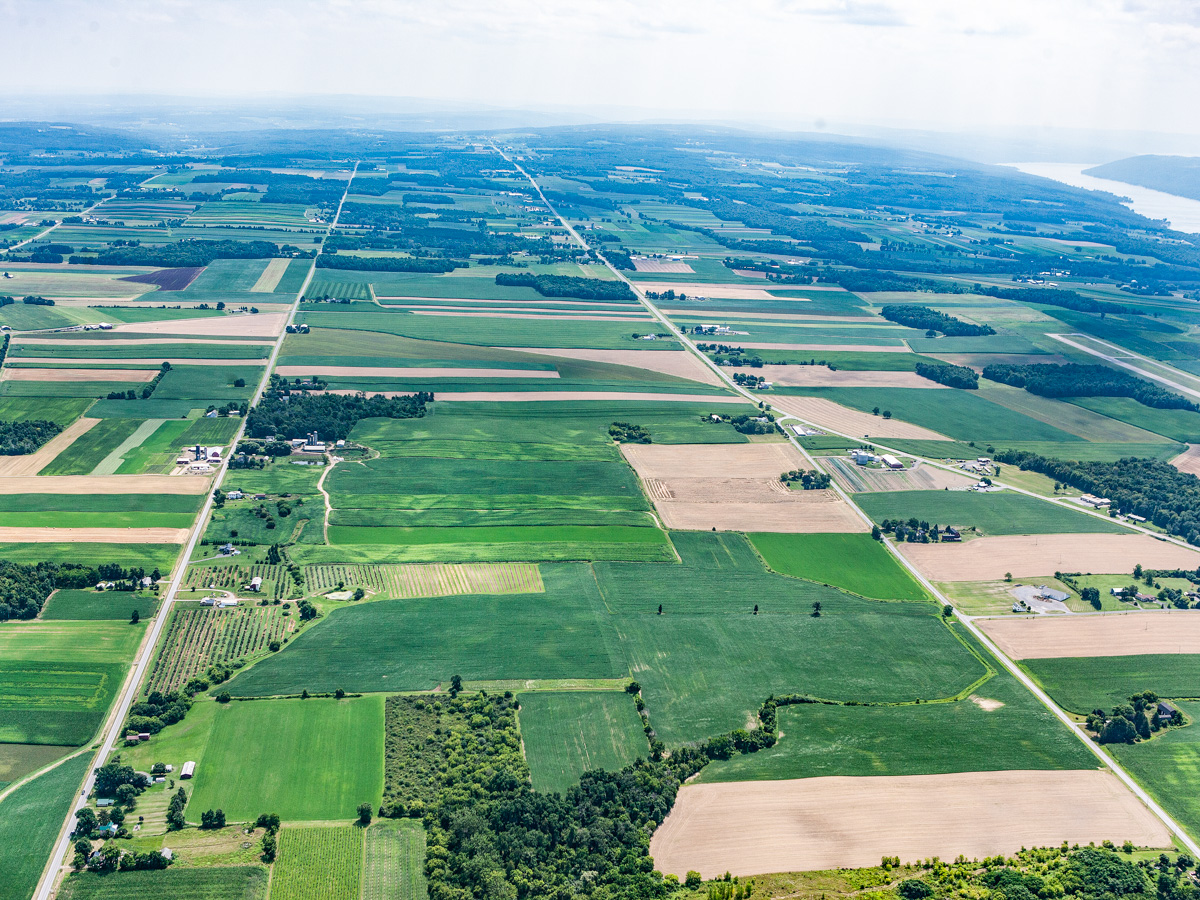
[41,589,159,621]
[362,819,427,900]
[853,490,1126,536]
[185,696,384,822]
[519,691,648,794]
[1021,654,1200,712]
[270,826,364,900]
[57,868,268,900]
[749,532,929,601]
[1109,702,1200,842]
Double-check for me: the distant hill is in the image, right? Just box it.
[1085,154,1200,202]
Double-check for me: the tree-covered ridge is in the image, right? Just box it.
[245,386,431,442]
[915,362,978,389]
[880,305,995,337]
[0,418,62,454]
[495,272,637,301]
[982,363,1198,411]
[993,450,1200,545]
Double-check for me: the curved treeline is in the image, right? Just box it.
[915,362,978,389]
[994,450,1200,545]
[880,304,995,337]
[495,272,636,301]
[982,363,1198,410]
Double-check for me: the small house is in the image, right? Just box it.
[217,598,238,608]
[254,493,267,500]
[335,440,346,448]
[141,576,153,588]
[204,409,218,418]
[1158,702,1178,721]
[180,761,195,779]
[137,732,150,741]
[227,490,244,500]
[248,577,263,592]
[96,798,114,808]
[98,322,112,330]
[942,526,962,542]
[219,543,235,555]
[200,597,215,606]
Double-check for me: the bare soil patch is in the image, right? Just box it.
[120,267,204,291]
[1171,445,1200,476]
[0,474,211,494]
[636,282,779,300]
[898,533,1200,582]
[650,770,1169,878]
[633,259,695,273]
[250,258,290,292]
[977,611,1200,659]
[0,417,99,477]
[509,348,724,386]
[770,396,949,440]
[275,365,559,379]
[622,443,865,533]
[0,526,188,543]
[969,695,1005,711]
[114,311,288,337]
[743,366,943,389]
[1,368,156,383]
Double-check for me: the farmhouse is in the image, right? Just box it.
[227,490,244,500]
[180,761,195,779]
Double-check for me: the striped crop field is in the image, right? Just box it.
[271,826,364,900]
[304,562,544,598]
[183,563,293,601]
[362,819,427,900]
[144,604,296,694]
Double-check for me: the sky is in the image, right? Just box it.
[5,0,1200,138]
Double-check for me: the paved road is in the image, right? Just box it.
[29,162,359,900]
[494,142,1200,856]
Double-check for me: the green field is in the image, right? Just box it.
[41,589,159,621]
[230,535,989,745]
[58,867,269,900]
[0,543,179,571]
[853,490,1125,536]
[1069,397,1200,443]
[330,524,668,546]
[0,620,144,745]
[518,691,648,794]
[271,826,363,900]
[1023,654,1200,713]
[118,700,218,773]
[186,696,384,822]
[697,669,1095,782]
[0,742,75,788]
[362,819,427,900]
[0,397,91,426]
[38,418,143,475]
[0,754,91,900]
[749,532,929,601]
[1109,701,1200,842]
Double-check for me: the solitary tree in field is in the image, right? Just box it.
[753,604,759,615]
[130,609,139,624]
[357,803,373,825]
[811,601,822,618]
[657,604,663,615]
[449,674,462,698]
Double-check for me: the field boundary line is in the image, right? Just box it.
[494,142,1200,856]
[31,161,361,900]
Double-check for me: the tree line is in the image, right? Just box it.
[69,239,285,268]
[245,389,431,442]
[982,363,1198,410]
[915,362,978,389]
[495,272,636,301]
[880,305,996,337]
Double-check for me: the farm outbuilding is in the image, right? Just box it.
[248,577,263,592]
[180,761,195,779]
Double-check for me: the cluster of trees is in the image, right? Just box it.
[609,422,651,443]
[0,418,62,454]
[601,248,635,269]
[993,450,1200,546]
[236,438,294,458]
[729,413,776,435]
[70,239,283,268]
[697,343,764,368]
[246,389,431,443]
[495,272,636,301]
[106,362,171,402]
[199,808,227,829]
[167,788,188,831]
[316,254,467,273]
[880,304,996,337]
[1088,691,1183,744]
[879,518,956,543]
[915,361,978,389]
[21,294,54,305]
[982,363,1197,410]
[732,371,765,388]
[780,468,832,489]
[0,560,58,621]
[126,688,194,737]
[980,284,1137,317]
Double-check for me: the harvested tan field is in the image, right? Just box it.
[1171,445,1200,476]
[509,347,724,387]
[274,365,560,379]
[14,338,274,347]
[824,456,976,493]
[0,417,99,477]
[250,258,289,292]
[632,258,694,273]
[622,443,865,533]
[770,396,949,439]
[737,342,912,353]
[666,311,872,322]
[731,268,768,279]
[899,533,1200,582]
[632,281,782,301]
[0,526,188,543]
[404,305,640,317]
[977,611,1200,659]
[410,310,650,322]
[740,366,944,389]
[9,358,257,367]
[622,442,805,480]
[1,367,156,383]
[0,475,211,494]
[650,770,1169,878]
[328,390,747,404]
[114,311,288,337]
[379,297,634,309]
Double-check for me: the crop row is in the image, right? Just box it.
[145,605,293,694]
[185,563,290,600]
[272,826,363,900]
[304,562,544,599]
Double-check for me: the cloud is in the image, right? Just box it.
[776,0,907,27]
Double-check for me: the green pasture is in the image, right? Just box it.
[186,696,384,822]
[697,668,1094,782]
[230,535,988,744]
[519,691,648,795]
[672,317,910,346]
[906,334,1044,354]
[0,543,179,570]
[0,743,74,788]
[0,397,90,426]
[118,700,218,774]
[330,507,652,528]
[204,499,323,546]
[152,366,261,402]
[330,524,668,546]
[750,351,934,370]
[363,819,427,900]
[665,290,870,318]
[0,379,144,399]
[853,490,1125,536]
[976,382,1172,444]
[1109,701,1200,843]
[0,493,199,514]
[183,258,272,293]
[786,387,1084,443]
[1068,397,1200,443]
[41,590,159,621]
[311,269,551,301]
[187,201,311,228]
[1023,654,1200,713]
[58,868,269,900]
[0,754,91,900]
[748,532,929,601]
[37,419,142,476]
[114,420,191,474]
